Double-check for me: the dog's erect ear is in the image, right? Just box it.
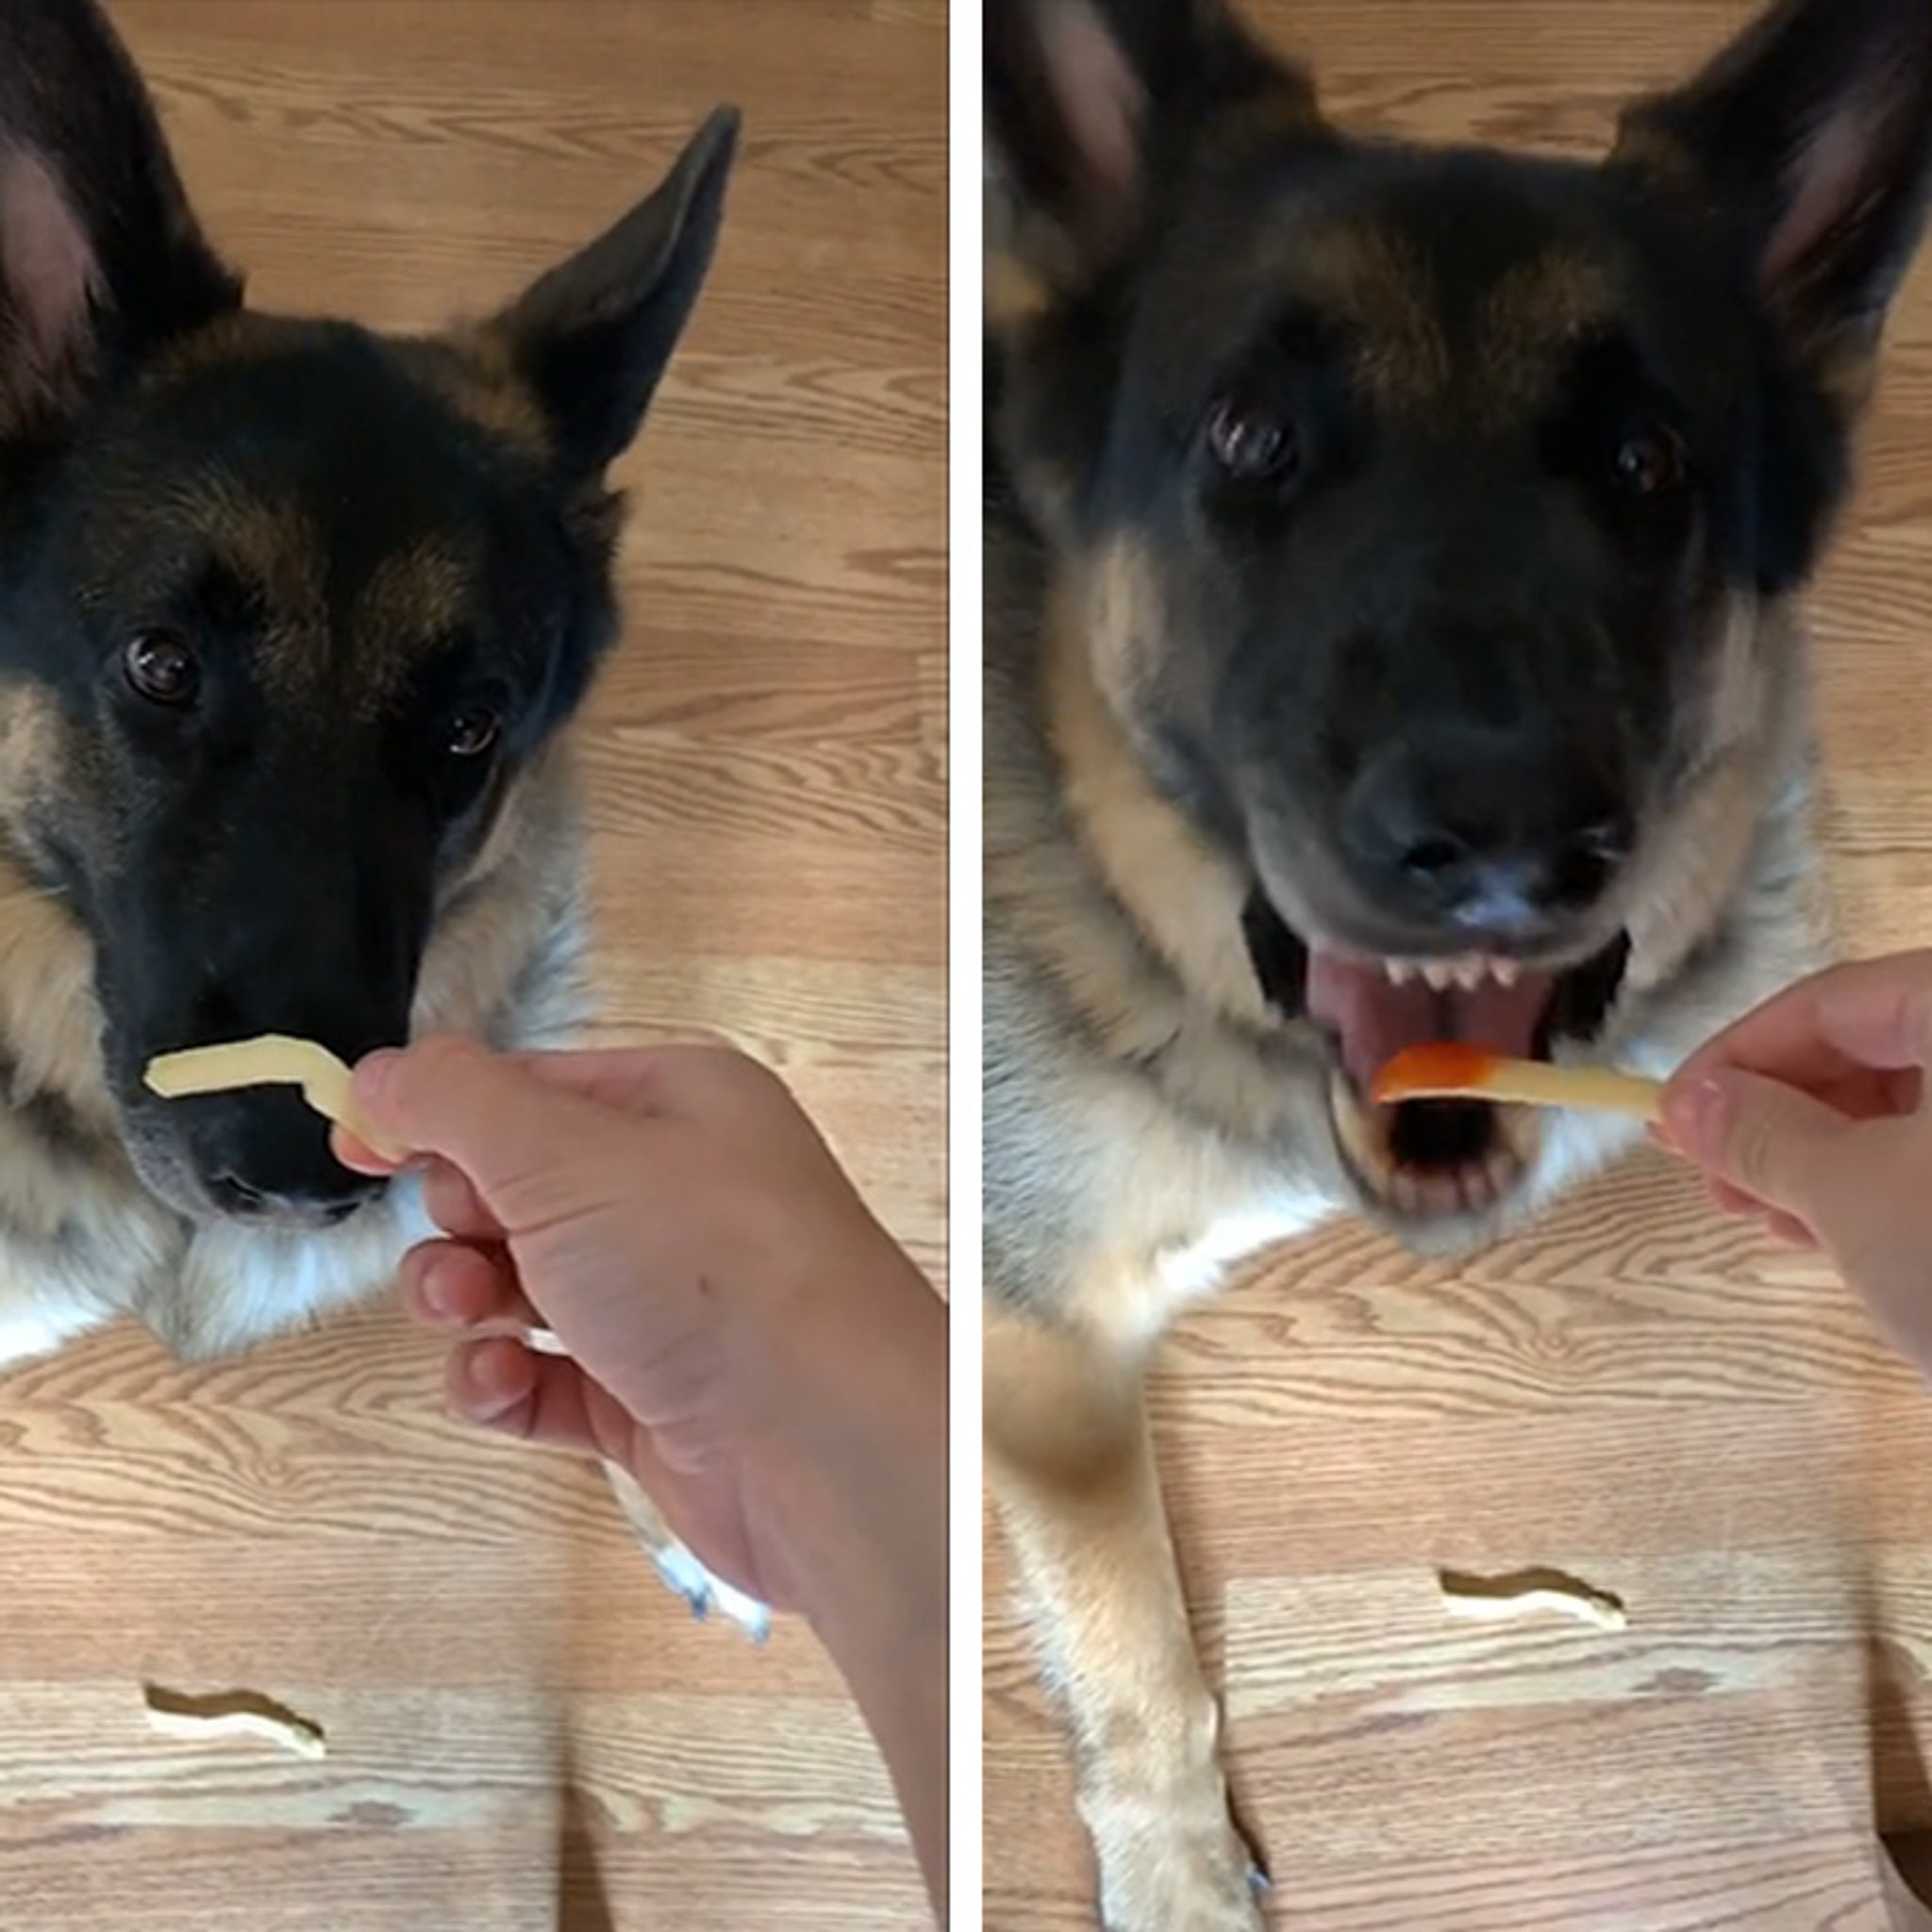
[490,108,738,479]
[1612,0,1932,375]
[0,0,242,433]
[985,0,1323,317]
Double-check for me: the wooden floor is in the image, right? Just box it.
[0,5,944,1930]
[982,4,1932,1927]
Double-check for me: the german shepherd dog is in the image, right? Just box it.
[0,4,754,1615]
[985,0,1932,1921]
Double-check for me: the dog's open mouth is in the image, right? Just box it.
[1245,901,1630,1222]
[1314,938,1630,1219]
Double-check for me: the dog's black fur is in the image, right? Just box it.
[992,0,1932,963]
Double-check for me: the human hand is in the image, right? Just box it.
[337,1037,947,1624]
[1658,951,1932,1366]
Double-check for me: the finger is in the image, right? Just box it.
[349,1036,795,1242]
[445,1336,641,1467]
[446,1348,774,1609]
[419,1157,503,1241]
[1675,1063,1918,1129]
[397,1240,538,1330]
[1674,991,1874,1097]
[1707,1176,1763,1219]
[1762,1209,1819,1250]
[350,1038,654,1236]
[1707,1176,1822,1247]
[1663,1066,1857,1219]
[494,1041,739,1116]
[444,1335,573,1439]
[1811,959,1932,1073]
[1676,952,1932,1091]
[1807,1064,1925,1123]
[330,1122,403,1175]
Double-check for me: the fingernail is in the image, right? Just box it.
[458,1339,529,1422]
[1665,1074,1732,1158]
[421,1258,460,1322]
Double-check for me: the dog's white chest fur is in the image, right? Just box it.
[0,1166,435,1367]
[1156,1194,1333,1306]
[175,1176,440,1356]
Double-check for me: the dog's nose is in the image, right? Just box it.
[1341,733,1632,937]
[190,1087,385,1222]
[207,1172,370,1224]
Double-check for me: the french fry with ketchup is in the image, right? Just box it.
[1371,1042,1664,1122]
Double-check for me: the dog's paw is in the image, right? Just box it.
[646,1537,774,1642]
[1083,1785,1269,1931]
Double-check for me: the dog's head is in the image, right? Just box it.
[988,0,1932,1234]
[0,0,734,1226]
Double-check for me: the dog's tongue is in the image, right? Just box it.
[1306,952,1553,1091]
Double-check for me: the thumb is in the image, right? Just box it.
[353,1036,636,1235]
[1662,1067,1856,1222]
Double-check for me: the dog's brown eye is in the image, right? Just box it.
[445,707,500,758]
[1613,427,1687,497]
[124,630,199,706]
[1206,396,1299,482]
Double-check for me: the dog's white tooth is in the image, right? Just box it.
[1493,958,1521,988]
[1389,1172,1425,1219]
[1384,958,1411,986]
[1453,957,1484,991]
[1423,960,1453,991]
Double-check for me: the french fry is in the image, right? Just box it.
[1439,1566,1627,1632]
[1371,1043,1664,1121]
[143,1034,403,1161]
[142,1683,327,1759]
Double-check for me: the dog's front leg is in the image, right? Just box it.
[987,1310,1263,1932]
